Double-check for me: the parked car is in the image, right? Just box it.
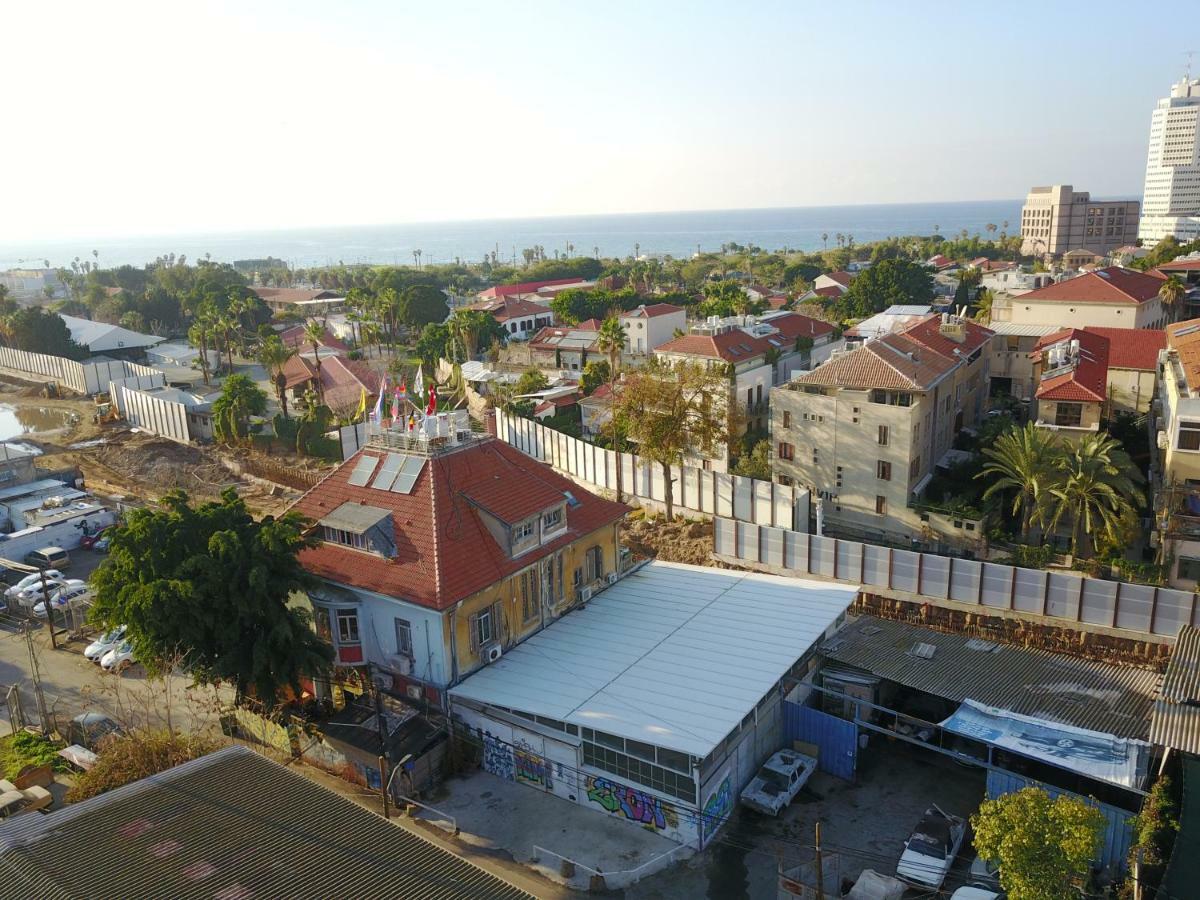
[32,580,90,618]
[93,536,111,553]
[24,547,70,570]
[100,641,136,673]
[4,570,63,600]
[79,527,112,550]
[14,578,68,610]
[896,805,966,889]
[739,748,818,815]
[968,855,1001,889]
[949,888,1001,900]
[67,712,124,750]
[84,625,127,662]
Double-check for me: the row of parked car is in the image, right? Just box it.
[84,625,135,672]
[1,570,93,618]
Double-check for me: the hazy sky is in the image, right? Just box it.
[5,0,1192,242]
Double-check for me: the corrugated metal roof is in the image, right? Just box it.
[987,322,1060,337]
[820,616,1160,740]
[0,745,532,899]
[1150,701,1200,754]
[450,561,858,758]
[1161,626,1200,702]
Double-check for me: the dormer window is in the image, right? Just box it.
[318,503,396,558]
[322,526,372,551]
[543,508,563,532]
[514,520,535,541]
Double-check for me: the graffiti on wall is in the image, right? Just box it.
[481,731,514,781]
[514,739,553,790]
[586,776,679,831]
[700,772,734,844]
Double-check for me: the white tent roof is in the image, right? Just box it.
[449,561,858,758]
[59,315,163,352]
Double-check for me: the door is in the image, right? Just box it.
[783,701,857,781]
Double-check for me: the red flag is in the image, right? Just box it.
[426,383,437,415]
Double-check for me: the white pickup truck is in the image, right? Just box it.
[739,749,818,815]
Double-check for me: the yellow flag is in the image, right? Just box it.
[355,387,368,422]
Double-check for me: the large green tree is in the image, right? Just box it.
[211,373,267,444]
[257,334,297,419]
[972,787,1105,900]
[833,258,933,320]
[1042,433,1144,557]
[977,423,1062,541]
[88,489,333,704]
[399,284,449,329]
[6,307,87,358]
[614,358,732,519]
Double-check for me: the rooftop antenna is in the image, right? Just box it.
[1187,50,1197,82]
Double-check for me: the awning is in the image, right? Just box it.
[941,699,1151,790]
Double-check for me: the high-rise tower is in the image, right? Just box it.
[1138,76,1200,245]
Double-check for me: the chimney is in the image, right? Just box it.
[939,313,966,343]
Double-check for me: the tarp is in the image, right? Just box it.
[941,699,1150,790]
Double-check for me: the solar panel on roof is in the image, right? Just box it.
[346,455,379,487]
[371,453,405,490]
[390,456,427,494]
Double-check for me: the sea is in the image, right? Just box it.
[0,200,1029,272]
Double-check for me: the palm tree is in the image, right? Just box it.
[1160,275,1186,324]
[977,423,1062,541]
[211,374,267,446]
[257,334,297,418]
[596,317,628,501]
[1042,433,1144,557]
[188,313,214,385]
[973,289,995,325]
[304,319,327,402]
[448,309,490,362]
[821,232,828,250]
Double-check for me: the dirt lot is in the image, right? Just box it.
[0,376,304,516]
[621,511,730,568]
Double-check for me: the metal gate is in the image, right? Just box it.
[783,701,857,781]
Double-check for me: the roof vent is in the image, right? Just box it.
[909,642,937,660]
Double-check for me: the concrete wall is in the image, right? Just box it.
[108,373,166,413]
[713,517,1196,640]
[0,507,117,560]
[495,410,810,531]
[117,385,199,443]
[0,347,160,396]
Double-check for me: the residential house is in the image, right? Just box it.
[843,305,933,346]
[926,254,957,271]
[987,322,1059,403]
[279,321,351,355]
[1030,329,1109,439]
[533,391,580,421]
[526,319,602,370]
[1003,266,1168,329]
[580,382,615,438]
[1062,249,1101,270]
[280,353,382,416]
[471,296,556,341]
[980,268,1056,301]
[251,287,345,315]
[770,313,992,546]
[1083,327,1165,413]
[812,271,854,295]
[758,310,842,379]
[1110,245,1150,266]
[290,429,628,710]
[620,303,686,355]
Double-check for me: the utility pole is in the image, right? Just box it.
[23,623,49,733]
[38,568,57,650]
[374,684,390,819]
[813,821,825,900]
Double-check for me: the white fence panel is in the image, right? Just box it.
[1080,581,1118,628]
[862,546,890,588]
[949,559,982,605]
[1046,573,1082,621]
[980,563,1013,609]
[921,555,951,599]
[891,549,921,594]
[1115,583,1154,633]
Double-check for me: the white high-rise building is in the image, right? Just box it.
[1138,76,1200,245]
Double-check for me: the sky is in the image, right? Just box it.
[4,0,1194,242]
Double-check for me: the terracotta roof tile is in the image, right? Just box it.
[1083,327,1165,371]
[477,278,583,300]
[793,332,956,391]
[622,303,684,319]
[901,314,993,357]
[471,296,554,321]
[1033,329,1109,402]
[290,438,627,610]
[279,324,350,353]
[1020,266,1167,305]
[763,312,836,341]
[1166,318,1200,392]
[825,271,854,287]
[655,330,771,362]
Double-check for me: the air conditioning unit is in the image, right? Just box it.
[485,644,503,663]
[606,572,619,585]
[405,683,424,701]
[387,654,412,675]
[578,586,593,604]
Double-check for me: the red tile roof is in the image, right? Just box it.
[1167,318,1200,393]
[1033,329,1109,402]
[763,312,837,341]
[927,254,955,269]
[253,288,342,304]
[1082,327,1165,371]
[1020,266,1167,305]
[812,286,843,299]
[655,329,771,362]
[793,332,957,391]
[824,271,854,287]
[622,303,684,319]
[279,323,350,353]
[766,296,790,310]
[900,314,993,358]
[280,354,382,410]
[290,437,628,610]
[477,278,584,300]
[1157,259,1200,273]
[471,296,554,322]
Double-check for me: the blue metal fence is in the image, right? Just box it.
[783,700,857,781]
[985,769,1134,872]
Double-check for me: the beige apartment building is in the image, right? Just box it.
[1006,267,1168,330]
[1155,319,1200,587]
[770,313,991,547]
[1019,185,1139,257]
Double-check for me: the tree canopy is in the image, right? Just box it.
[211,373,267,444]
[2,307,87,358]
[88,489,333,704]
[830,258,933,320]
[399,284,449,328]
[971,787,1105,900]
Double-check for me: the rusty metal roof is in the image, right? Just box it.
[1161,626,1200,702]
[819,616,1161,740]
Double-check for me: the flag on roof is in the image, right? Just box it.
[370,375,387,422]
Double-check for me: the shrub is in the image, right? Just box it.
[67,731,223,803]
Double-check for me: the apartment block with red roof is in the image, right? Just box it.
[619,303,686,355]
[289,430,628,708]
[1007,266,1168,330]
[1030,329,1109,438]
[470,296,557,340]
[770,313,992,547]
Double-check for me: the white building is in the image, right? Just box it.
[59,314,163,356]
[449,561,858,848]
[1139,76,1200,245]
[619,303,686,355]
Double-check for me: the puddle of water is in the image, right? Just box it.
[0,403,77,442]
